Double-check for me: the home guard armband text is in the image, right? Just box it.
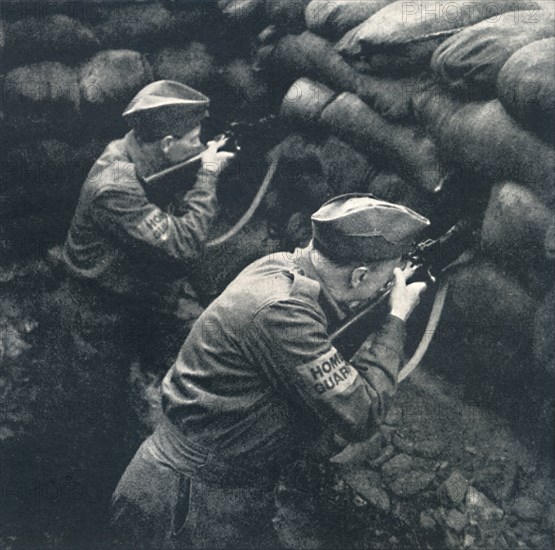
[297,347,358,397]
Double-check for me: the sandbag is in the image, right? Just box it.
[2,62,81,141]
[268,132,376,215]
[270,32,355,88]
[498,38,555,142]
[266,0,311,31]
[168,2,220,38]
[219,0,265,23]
[432,261,538,384]
[481,182,554,296]
[79,50,153,139]
[320,92,445,193]
[4,15,99,67]
[336,0,531,57]
[346,39,449,75]
[432,9,555,97]
[94,3,173,49]
[413,90,555,207]
[534,286,555,373]
[151,44,218,93]
[305,0,393,38]
[366,171,434,217]
[319,135,376,195]
[79,50,153,105]
[446,261,537,341]
[3,62,79,107]
[269,31,425,120]
[221,59,270,109]
[280,78,336,124]
[269,134,335,211]
[546,222,555,260]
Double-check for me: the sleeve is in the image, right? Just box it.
[242,300,406,442]
[91,167,218,262]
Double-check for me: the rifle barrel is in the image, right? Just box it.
[143,151,205,185]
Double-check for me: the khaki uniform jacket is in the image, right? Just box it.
[162,250,405,483]
[63,131,218,309]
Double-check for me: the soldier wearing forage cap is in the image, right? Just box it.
[53,81,234,514]
[60,80,234,372]
[110,193,430,549]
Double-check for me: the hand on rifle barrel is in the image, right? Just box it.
[389,267,427,322]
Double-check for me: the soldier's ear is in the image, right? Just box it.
[350,266,369,289]
[160,135,174,155]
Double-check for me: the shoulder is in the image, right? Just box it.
[83,137,142,199]
[233,252,322,310]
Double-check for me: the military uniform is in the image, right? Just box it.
[49,82,222,536]
[111,255,405,548]
[61,128,216,367]
[111,194,429,549]
[62,81,217,374]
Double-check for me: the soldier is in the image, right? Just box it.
[110,193,430,549]
[61,80,235,375]
[51,80,234,531]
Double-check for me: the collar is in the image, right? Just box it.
[293,249,349,327]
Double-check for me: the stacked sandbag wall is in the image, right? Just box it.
[245,0,555,431]
[1,0,553,443]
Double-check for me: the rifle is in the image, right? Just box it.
[330,219,478,363]
[143,114,279,186]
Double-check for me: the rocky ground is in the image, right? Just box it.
[274,369,554,550]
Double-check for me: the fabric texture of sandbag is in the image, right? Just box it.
[546,221,555,260]
[265,0,311,31]
[435,260,538,381]
[3,62,80,108]
[219,0,265,23]
[79,50,153,138]
[481,182,555,296]
[534,286,555,374]
[366,171,434,217]
[94,3,173,49]
[79,50,153,105]
[4,15,99,67]
[221,59,270,112]
[269,31,425,120]
[279,78,336,124]
[413,89,555,207]
[320,92,445,193]
[318,135,376,195]
[336,0,532,56]
[150,44,218,93]
[269,132,376,211]
[305,0,394,39]
[269,134,336,211]
[432,9,555,98]
[498,38,555,142]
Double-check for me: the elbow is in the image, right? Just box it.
[335,412,377,443]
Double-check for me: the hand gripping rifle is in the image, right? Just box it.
[143,115,282,248]
[143,115,279,186]
[330,219,477,381]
